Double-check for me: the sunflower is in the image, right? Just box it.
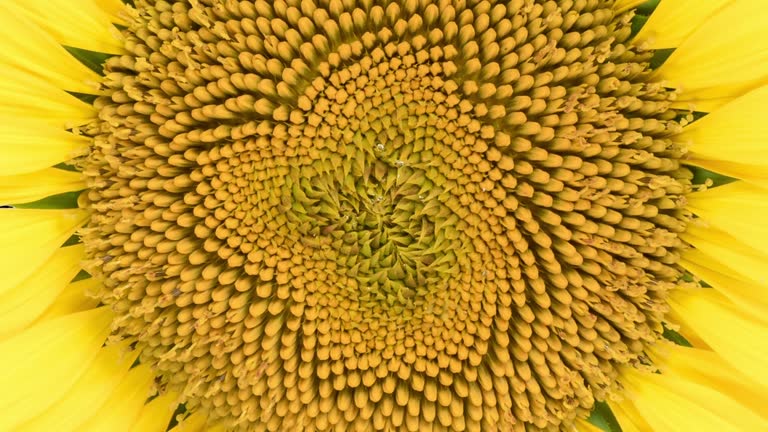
[1,0,766,430]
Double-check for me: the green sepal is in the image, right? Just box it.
[14,191,82,209]
[637,0,662,15]
[690,167,736,187]
[63,46,112,75]
[588,401,623,432]
[662,325,693,347]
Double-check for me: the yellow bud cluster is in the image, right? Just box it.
[81,0,690,430]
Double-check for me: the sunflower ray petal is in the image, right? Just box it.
[608,399,651,432]
[677,86,768,175]
[7,0,124,54]
[613,0,646,13]
[33,278,102,324]
[168,411,209,432]
[621,366,768,431]
[681,224,768,287]
[669,288,768,389]
[651,344,768,419]
[634,0,730,49]
[576,419,608,432]
[0,168,84,204]
[685,158,768,186]
[0,9,101,93]
[0,244,84,340]
[0,74,96,127]
[97,0,130,23]
[656,0,768,110]
[0,209,87,296]
[686,181,768,253]
[128,391,180,432]
[78,364,156,432]
[0,122,90,176]
[17,342,140,432]
[680,249,768,322]
[0,308,113,430]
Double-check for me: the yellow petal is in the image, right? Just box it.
[0,244,84,340]
[622,366,768,432]
[168,412,208,432]
[97,0,130,23]
[656,0,768,110]
[670,288,768,389]
[0,209,87,296]
[7,0,123,54]
[686,181,768,258]
[681,249,768,322]
[681,224,768,287]
[614,0,646,13]
[17,342,139,432]
[685,158,768,186]
[671,97,736,114]
[129,391,180,432]
[677,86,768,173]
[0,307,113,430]
[0,80,95,129]
[79,364,156,432]
[651,344,768,419]
[608,398,652,432]
[671,323,712,351]
[34,278,101,324]
[0,121,90,176]
[0,8,101,94]
[0,168,83,204]
[635,0,731,49]
[574,419,606,432]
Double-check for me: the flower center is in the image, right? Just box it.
[81,0,690,430]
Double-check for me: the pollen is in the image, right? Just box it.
[80,0,691,430]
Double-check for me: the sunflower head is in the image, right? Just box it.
[75,0,693,430]
[3,0,768,431]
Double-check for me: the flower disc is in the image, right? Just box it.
[81,0,691,430]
